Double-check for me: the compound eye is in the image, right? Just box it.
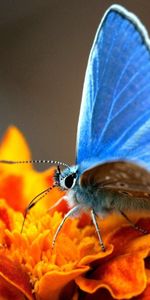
[64,174,76,189]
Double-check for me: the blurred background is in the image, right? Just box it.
[0,0,149,167]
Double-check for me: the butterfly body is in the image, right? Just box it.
[56,161,150,218]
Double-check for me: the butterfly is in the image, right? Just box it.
[1,4,150,251]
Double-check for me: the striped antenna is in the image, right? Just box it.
[0,159,69,168]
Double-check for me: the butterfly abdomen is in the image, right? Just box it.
[70,184,150,216]
[109,189,150,212]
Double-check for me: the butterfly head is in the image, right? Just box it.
[54,165,79,190]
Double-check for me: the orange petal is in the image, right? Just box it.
[107,217,150,256]
[0,126,31,173]
[0,175,25,211]
[0,201,12,230]
[76,251,148,299]
[0,127,66,213]
[0,254,34,300]
[0,275,27,300]
[78,244,113,266]
[78,213,91,228]
[134,283,150,300]
[38,267,90,300]
[100,212,150,242]
[133,269,150,300]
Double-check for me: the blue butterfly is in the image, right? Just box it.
[1,5,150,251]
[53,4,150,251]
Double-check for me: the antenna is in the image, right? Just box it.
[0,159,69,168]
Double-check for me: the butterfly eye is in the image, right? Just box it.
[63,173,77,189]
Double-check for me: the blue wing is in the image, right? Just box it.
[76,5,150,170]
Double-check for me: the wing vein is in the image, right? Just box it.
[109,110,150,151]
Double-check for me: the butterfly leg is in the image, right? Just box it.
[120,210,149,234]
[52,205,82,249]
[91,209,105,252]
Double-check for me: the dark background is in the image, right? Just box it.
[0,0,149,166]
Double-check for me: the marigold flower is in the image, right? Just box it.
[0,126,149,300]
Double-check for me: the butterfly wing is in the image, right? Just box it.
[80,161,150,212]
[76,5,150,170]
